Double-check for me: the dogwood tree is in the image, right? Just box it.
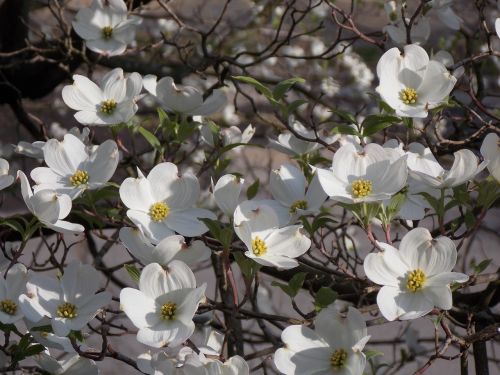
[0,0,498,374]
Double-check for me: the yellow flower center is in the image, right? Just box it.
[100,99,117,114]
[351,179,372,198]
[160,302,177,320]
[330,348,348,370]
[149,202,170,222]
[406,268,427,292]
[56,302,78,319]
[0,299,17,315]
[399,87,418,105]
[251,236,267,256]
[102,26,113,39]
[69,170,89,186]
[290,200,308,213]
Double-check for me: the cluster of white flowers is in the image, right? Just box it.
[1,0,499,374]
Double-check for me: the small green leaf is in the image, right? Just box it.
[124,264,140,284]
[314,287,337,310]
[199,218,222,240]
[361,115,400,137]
[273,77,305,100]
[470,259,492,274]
[233,252,261,279]
[331,124,360,136]
[232,76,275,102]
[330,109,357,124]
[286,99,308,114]
[246,179,260,200]
[138,126,161,149]
[365,349,384,360]
[271,272,307,298]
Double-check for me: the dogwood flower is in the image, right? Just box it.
[62,68,143,125]
[119,162,215,243]
[480,133,500,183]
[30,134,119,199]
[268,116,338,156]
[364,227,469,321]
[0,158,14,191]
[376,44,457,118]
[274,306,370,375]
[270,164,327,218]
[120,262,206,347]
[18,171,84,234]
[19,262,111,336]
[212,174,244,217]
[119,227,210,266]
[317,142,407,204]
[0,264,28,324]
[36,352,98,375]
[408,148,486,189]
[73,0,141,56]
[234,202,311,269]
[430,0,462,30]
[143,76,226,116]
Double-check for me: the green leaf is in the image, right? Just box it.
[314,287,337,310]
[22,344,45,357]
[124,264,141,284]
[233,252,260,279]
[199,218,222,240]
[470,259,492,274]
[330,124,360,136]
[387,191,407,216]
[330,109,357,124]
[232,76,275,102]
[138,126,161,149]
[365,349,384,360]
[271,272,307,298]
[361,115,400,137]
[273,77,305,100]
[246,179,260,200]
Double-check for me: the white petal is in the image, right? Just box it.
[119,288,158,328]
[86,140,119,185]
[119,173,155,210]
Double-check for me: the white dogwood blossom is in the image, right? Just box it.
[19,262,111,336]
[317,141,407,204]
[31,134,119,199]
[18,171,84,234]
[119,162,215,243]
[119,227,211,266]
[234,202,311,269]
[62,68,143,125]
[376,44,457,118]
[270,164,327,218]
[120,262,206,348]
[0,158,14,191]
[143,76,226,116]
[0,264,29,324]
[480,133,500,183]
[73,0,141,56]
[274,306,370,375]
[364,228,469,321]
[408,148,486,189]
